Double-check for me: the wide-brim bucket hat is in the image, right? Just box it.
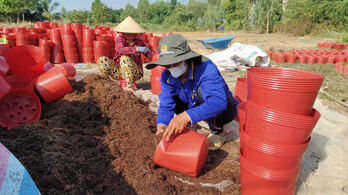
[146,34,201,69]
[113,16,145,33]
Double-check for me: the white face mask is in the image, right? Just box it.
[168,61,187,78]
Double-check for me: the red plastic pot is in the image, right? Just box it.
[0,56,10,76]
[306,55,317,64]
[234,77,247,103]
[0,75,11,98]
[5,75,34,91]
[240,127,310,169]
[154,128,209,177]
[151,66,166,77]
[0,88,41,129]
[274,53,285,64]
[298,55,306,64]
[247,67,324,116]
[34,67,73,103]
[43,62,54,72]
[327,56,336,64]
[5,45,47,78]
[245,100,320,144]
[285,54,297,64]
[337,55,346,63]
[240,154,299,195]
[149,36,161,52]
[150,75,161,95]
[55,63,76,78]
[317,56,326,64]
[267,51,273,59]
[236,102,246,127]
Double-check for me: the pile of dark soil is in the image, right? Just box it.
[0,74,240,194]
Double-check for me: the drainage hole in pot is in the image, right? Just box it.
[14,102,18,105]
[9,114,14,118]
[25,104,29,107]
[23,117,27,121]
[18,112,21,115]
[32,108,36,112]
[19,106,23,109]
[6,103,10,107]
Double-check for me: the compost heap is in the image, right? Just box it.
[0,74,240,194]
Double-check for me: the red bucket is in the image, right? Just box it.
[0,88,41,129]
[151,65,166,77]
[245,100,320,144]
[236,102,246,127]
[5,45,47,78]
[150,75,161,95]
[154,128,209,177]
[34,67,73,103]
[55,63,76,78]
[234,77,247,103]
[240,154,299,195]
[240,126,310,169]
[247,67,324,116]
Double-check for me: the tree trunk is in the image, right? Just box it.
[22,12,25,22]
[17,13,20,23]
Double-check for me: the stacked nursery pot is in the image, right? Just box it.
[71,23,84,62]
[39,38,54,62]
[239,67,323,195]
[50,29,65,64]
[60,23,79,64]
[82,28,95,63]
[150,63,165,95]
[93,40,108,62]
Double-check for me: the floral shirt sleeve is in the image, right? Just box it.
[114,36,138,56]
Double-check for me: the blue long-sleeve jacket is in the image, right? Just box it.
[157,59,238,126]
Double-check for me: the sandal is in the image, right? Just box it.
[207,133,226,150]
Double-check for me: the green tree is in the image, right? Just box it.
[149,1,172,24]
[91,0,112,24]
[40,0,59,21]
[136,0,151,23]
[67,10,89,24]
[0,0,37,22]
[120,3,137,21]
[199,0,225,30]
[249,0,282,33]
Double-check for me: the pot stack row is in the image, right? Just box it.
[1,22,173,65]
[234,67,323,195]
[0,45,76,130]
[317,42,348,50]
[269,50,348,65]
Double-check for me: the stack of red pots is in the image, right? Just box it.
[150,65,166,95]
[82,28,95,63]
[39,39,54,62]
[0,45,74,129]
[50,29,65,64]
[60,23,78,64]
[71,23,84,62]
[270,50,348,65]
[93,40,108,62]
[238,67,324,195]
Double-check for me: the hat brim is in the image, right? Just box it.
[146,51,201,69]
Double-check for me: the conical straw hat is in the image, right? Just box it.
[113,16,145,33]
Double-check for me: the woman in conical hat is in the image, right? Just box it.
[98,16,151,92]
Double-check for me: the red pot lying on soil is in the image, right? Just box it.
[154,128,209,177]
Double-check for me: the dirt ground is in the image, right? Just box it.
[0,74,240,194]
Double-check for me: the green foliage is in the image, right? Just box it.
[67,10,89,24]
[91,0,112,24]
[40,0,59,21]
[120,3,137,21]
[281,0,348,34]
[149,1,172,24]
[137,0,151,23]
[198,0,225,30]
[343,33,348,43]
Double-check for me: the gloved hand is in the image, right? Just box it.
[136,46,150,54]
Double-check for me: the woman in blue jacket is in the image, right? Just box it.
[146,34,238,150]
